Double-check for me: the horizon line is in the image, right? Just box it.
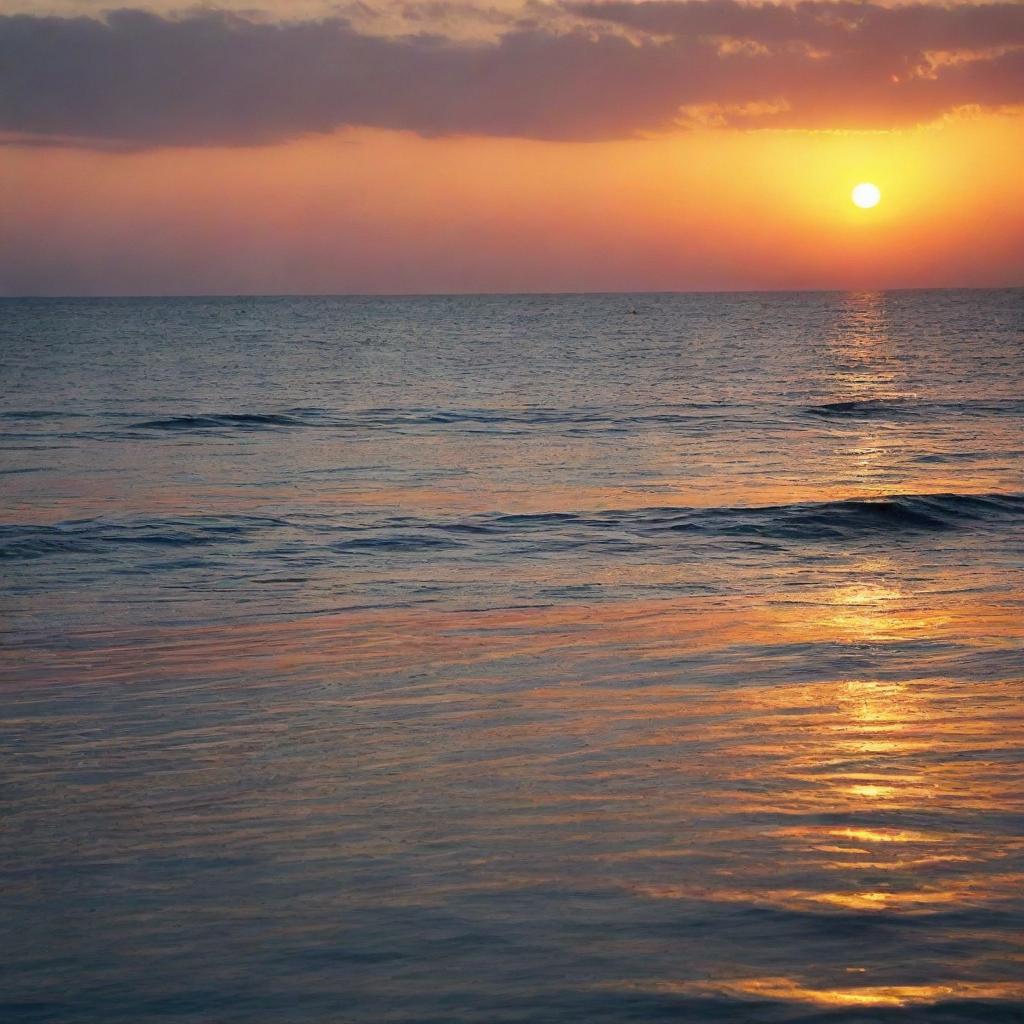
[2,283,1022,301]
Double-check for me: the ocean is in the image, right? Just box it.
[1,290,1022,1023]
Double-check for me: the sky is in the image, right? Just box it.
[2,0,1023,294]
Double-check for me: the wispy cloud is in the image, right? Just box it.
[2,2,1022,147]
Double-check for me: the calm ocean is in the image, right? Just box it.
[2,290,1023,1022]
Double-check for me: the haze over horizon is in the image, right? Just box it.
[4,0,1023,295]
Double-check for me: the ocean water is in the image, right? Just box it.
[1,290,1023,1023]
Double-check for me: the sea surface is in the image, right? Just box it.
[1,290,1023,1023]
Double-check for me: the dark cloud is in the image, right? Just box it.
[1,2,1022,147]
[572,0,1024,54]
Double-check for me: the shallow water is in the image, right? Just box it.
[1,290,1023,1023]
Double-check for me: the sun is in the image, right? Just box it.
[852,182,881,209]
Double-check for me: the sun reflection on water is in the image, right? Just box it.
[633,976,1024,1009]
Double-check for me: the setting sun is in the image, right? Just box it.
[852,182,882,209]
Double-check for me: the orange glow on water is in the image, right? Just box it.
[635,977,1024,1008]
[6,528,1022,1007]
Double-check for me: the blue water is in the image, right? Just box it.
[1,290,1023,1022]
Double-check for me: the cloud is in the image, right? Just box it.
[1,2,1022,147]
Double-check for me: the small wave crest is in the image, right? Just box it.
[619,492,1024,540]
[0,410,86,421]
[804,397,1024,421]
[0,514,286,560]
[479,492,1024,542]
[471,492,1024,545]
[133,413,305,432]
[121,404,726,436]
[804,398,910,419]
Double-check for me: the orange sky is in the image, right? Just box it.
[2,1,1022,294]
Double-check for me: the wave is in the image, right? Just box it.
[8,398,1024,440]
[481,493,1024,542]
[330,534,463,552]
[4,493,1022,561]
[805,398,911,419]
[132,413,305,432]
[804,397,1024,421]
[0,410,86,420]
[0,515,287,560]
[124,404,732,435]
[701,492,1020,538]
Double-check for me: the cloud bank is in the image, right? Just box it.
[2,1,1023,147]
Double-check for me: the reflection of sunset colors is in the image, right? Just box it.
[8,572,1023,1010]
[638,977,1024,1009]
[2,286,1021,1018]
